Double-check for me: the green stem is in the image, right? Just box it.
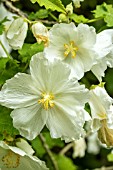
[39,133,59,170]
[0,40,11,58]
[49,12,58,21]
[87,17,104,23]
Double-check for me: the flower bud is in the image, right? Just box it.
[72,0,84,8]
[58,13,68,23]
[6,17,28,50]
[66,3,73,15]
[32,22,49,46]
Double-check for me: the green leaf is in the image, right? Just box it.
[18,42,44,63]
[0,58,20,85]
[93,2,113,27]
[56,155,78,170]
[31,132,64,158]
[30,0,37,2]
[43,132,64,148]
[0,106,19,139]
[0,17,9,35]
[31,136,46,158]
[104,9,113,27]
[107,153,113,162]
[93,2,109,18]
[30,0,66,13]
[0,25,4,35]
[69,13,89,23]
[28,9,49,20]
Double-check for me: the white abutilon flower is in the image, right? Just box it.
[0,140,48,170]
[72,0,84,8]
[91,29,113,81]
[0,52,89,142]
[32,22,49,46]
[89,85,113,146]
[6,17,28,50]
[44,23,97,80]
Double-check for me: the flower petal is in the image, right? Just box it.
[64,55,84,79]
[77,23,96,48]
[30,53,71,92]
[0,73,39,109]
[30,53,50,92]
[11,104,48,140]
[46,106,85,142]
[91,59,107,82]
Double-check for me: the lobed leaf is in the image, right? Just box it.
[30,0,66,13]
[93,2,113,27]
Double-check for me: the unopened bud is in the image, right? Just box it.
[32,22,49,46]
[66,3,73,15]
[72,0,84,8]
[6,17,28,50]
[59,13,68,23]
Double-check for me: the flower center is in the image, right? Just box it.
[38,92,54,110]
[2,150,20,168]
[64,41,78,58]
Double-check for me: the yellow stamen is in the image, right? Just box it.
[36,35,49,47]
[38,92,54,110]
[64,41,78,58]
[2,150,20,168]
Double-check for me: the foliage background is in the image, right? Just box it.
[0,0,113,169]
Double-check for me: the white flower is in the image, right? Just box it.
[91,29,113,81]
[73,138,86,158]
[89,85,113,121]
[89,85,113,146]
[72,0,84,8]
[0,140,48,170]
[44,22,97,80]
[6,17,28,50]
[32,22,49,46]
[0,52,89,142]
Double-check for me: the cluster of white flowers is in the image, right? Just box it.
[1,6,113,168]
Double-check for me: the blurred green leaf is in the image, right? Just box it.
[56,155,78,170]
[0,58,20,85]
[28,9,49,20]
[93,2,113,27]
[43,132,64,148]
[18,43,44,63]
[31,132,64,158]
[31,136,46,158]
[107,153,113,162]
[0,106,19,139]
[30,0,37,3]
[0,17,9,35]
[93,3,108,18]
[69,13,89,23]
[104,9,113,27]
[0,25,4,35]
[30,0,66,13]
